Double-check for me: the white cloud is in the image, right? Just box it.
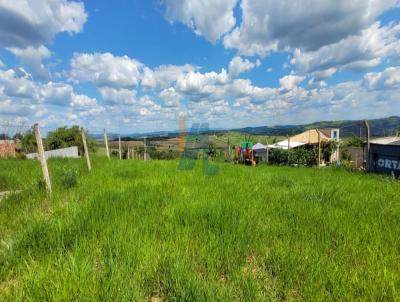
[70,52,144,88]
[142,64,196,89]
[0,67,37,98]
[98,87,137,105]
[164,0,238,42]
[0,67,104,123]
[279,75,305,91]
[8,45,51,79]
[228,56,258,77]
[70,94,97,108]
[40,81,73,104]
[0,0,87,48]
[223,0,398,56]
[175,68,229,101]
[363,66,400,90]
[159,87,181,107]
[291,22,400,75]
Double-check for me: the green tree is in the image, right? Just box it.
[345,136,365,147]
[45,126,97,155]
[21,130,37,152]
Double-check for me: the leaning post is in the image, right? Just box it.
[364,120,370,171]
[33,123,52,193]
[81,128,92,171]
[317,129,321,168]
[104,129,110,159]
[118,135,122,160]
[287,134,290,166]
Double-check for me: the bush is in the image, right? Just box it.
[59,168,78,189]
[270,147,318,166]
[341,149,352,161]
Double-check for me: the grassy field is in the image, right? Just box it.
[0,158,399,301]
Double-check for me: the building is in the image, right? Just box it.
[368,137,400,177]
[0,140,16,157]
[271,128,340,163]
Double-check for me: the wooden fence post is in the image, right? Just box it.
[144,137,147,161]
[104,129,110,159]
[33,123,52,193]
[118,135,122,160]
[364,120,370,171]
[81,128,91,171]
[317,129,321,168]
[287,134,290,166]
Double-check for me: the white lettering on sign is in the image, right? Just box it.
[376,158,400,170]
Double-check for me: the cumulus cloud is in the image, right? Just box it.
[8,45,51,79]
[164,0,238,42]
[70,52,144,88]
[363,66,400,90]
[159,87,182,107]
[223,0,398,56]
[0,67,103,120]
[291,22,400,75]
[70,94,98,108]
[142,64,196,89]
[0,67,37,98]
[175,68,229,101]
[228,56,259,77]
[0,0,87,48]
[40,81,73,104]
[98,87,137,105]
[279,75,305,91]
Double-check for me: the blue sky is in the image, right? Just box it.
[0,0,399,134]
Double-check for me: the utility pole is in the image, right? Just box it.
[33,124,52,193]
[104,129,110,159]
[118,135,122,160]
[364,120,370,171]
[81,128,91,171]
[266,138,269,164]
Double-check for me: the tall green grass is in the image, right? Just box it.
[0,158,399,301]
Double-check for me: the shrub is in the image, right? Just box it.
[59,168,78,189]
[270,147,318,166]
[341,149,352,161]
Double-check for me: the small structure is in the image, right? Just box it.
[0,140,16,157]
[368,137,400,177]
[252,143,268,162]
[26,146,79,160]
[271,128,340,164]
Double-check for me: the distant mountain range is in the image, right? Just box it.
[233,116,400,137]
[90,116,400,139]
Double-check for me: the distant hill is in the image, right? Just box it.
[88,116,400,139]
[233,116,400,137]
